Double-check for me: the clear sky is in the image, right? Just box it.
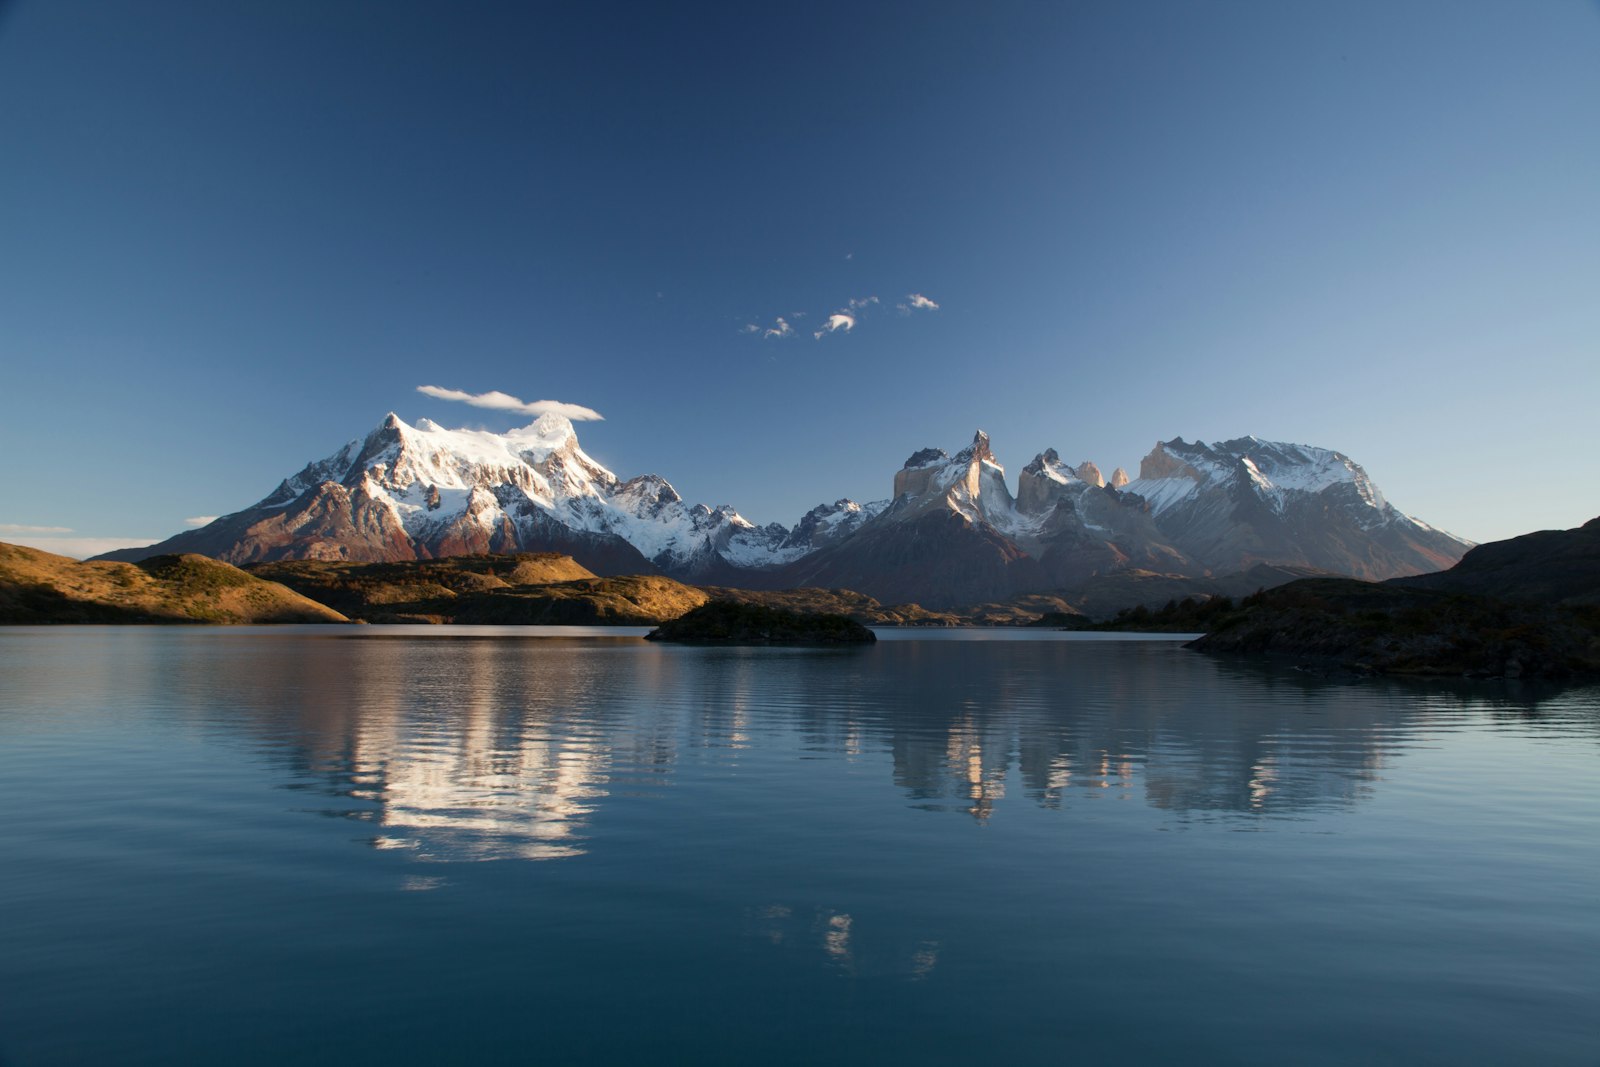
[2,0,1597,557]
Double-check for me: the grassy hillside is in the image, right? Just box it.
[250,555,704,624]
[0,543,348,624]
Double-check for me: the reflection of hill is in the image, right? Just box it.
[147,632,1600,864]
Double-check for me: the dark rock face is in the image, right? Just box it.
[645,601,875,645]
[779,508,1041,610]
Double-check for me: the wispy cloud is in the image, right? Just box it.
[185,516,218,527]
[746,290,936,342]
[897,293,940,313]
[1,535,159,559]
[416,386,604,421]
[813,312,856,340]
[0,523,73,534]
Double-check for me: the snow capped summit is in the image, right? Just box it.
[884,430,1015,529]
[111,413,799,574]
[1126,437,1379,518]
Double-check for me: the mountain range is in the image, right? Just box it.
[98,412,1471,607]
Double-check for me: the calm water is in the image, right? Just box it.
[1,627,1597,1066]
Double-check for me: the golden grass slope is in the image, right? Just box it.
[246,553,679,623]
[0,542,348,624]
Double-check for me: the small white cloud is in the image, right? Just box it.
[813,312,856,339]
[846,296,879,311]
[741,323,760,334]
[763,317,794,340]
[2,536,159,559]
[184,516,219,527]
[845,252,853,260]
[0,523,73,534]
[415,386,604,421]
[905,293,939,311]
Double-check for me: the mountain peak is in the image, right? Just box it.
[525,411,576,439]
[902,447,948,470]
[956,430,994,464]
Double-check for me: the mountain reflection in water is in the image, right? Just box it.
[119,630,1596,864]
[3,626,1598,1066]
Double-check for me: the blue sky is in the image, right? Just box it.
[2,0,1597,556]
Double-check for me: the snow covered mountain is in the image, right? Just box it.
[1122,437,1470,580]
[98,412,870,576]
[774,430,1469,606]
[98,415,1471,606]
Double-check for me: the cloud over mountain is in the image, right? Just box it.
[416,386,604,421]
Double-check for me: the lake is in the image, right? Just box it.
[1,626,1596,1065]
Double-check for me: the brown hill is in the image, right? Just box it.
[0,543,347,624]
[249,553,597,618]
[1180,518,1600,678]
[1392,516,1600,605]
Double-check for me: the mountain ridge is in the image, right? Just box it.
[95,413,1472,606]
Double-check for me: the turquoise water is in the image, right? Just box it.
[1,626,1596,1065]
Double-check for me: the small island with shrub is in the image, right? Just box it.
[646,601,876,645]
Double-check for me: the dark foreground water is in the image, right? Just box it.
[1,627,1597,1066]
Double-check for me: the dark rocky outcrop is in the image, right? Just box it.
[645,601,876,645]
[1178,518,1600,679]
[1187,580,1600,679]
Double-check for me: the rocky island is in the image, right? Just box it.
[645,602,876,645]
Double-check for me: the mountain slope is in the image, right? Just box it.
[1123,437,1468,579]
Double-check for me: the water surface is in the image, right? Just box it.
[1,627,1596,1065]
